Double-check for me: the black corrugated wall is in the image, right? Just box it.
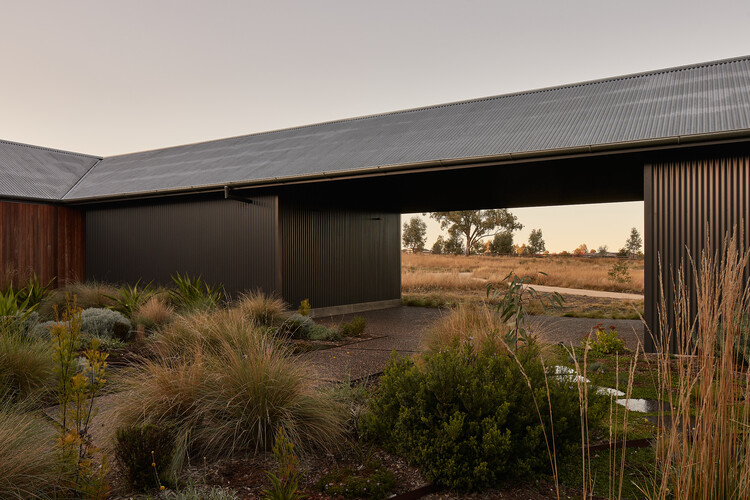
[86,196,280,297]
[644,153,750,352]
[280,200,401,309]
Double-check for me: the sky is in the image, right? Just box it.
[3,1,750,252]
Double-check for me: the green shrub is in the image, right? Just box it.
[106,280,155,317]
[297,299,311,316]
[81,307,132,341]
[115,423,175,491]
[339,316,367,337]
[263,427,303,500]
[364,339,594,491]
[169,272,224,312]
[583,323,627,356]
[281,314,340,341]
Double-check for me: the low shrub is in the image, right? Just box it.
[237,290,287,326]
[582,323,627,356]
[38,282,118,319]
[169,272,224,312]
[339,316,367,337]
[81,307,132,341]
[364,339,595,491]
[115,423,175,491]
[107,280,155,317]
[0,400,61,498]
[281,313,341,341]
[132,295,174,331]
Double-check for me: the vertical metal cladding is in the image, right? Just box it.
[644,153,750,352]
[280,201,401,309]
[85,196,279,297]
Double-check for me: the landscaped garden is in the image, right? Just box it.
[2,237,750,499]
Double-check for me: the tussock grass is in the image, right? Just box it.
[236,290,288,326]
[132,295,175,331]
[0,333,54,402]
[110,309,346,478]
[403,253,644,293]
[38,281,118,319]
[422,303,511,353]
[0,400,60,499]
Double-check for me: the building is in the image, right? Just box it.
[2,56,750,347]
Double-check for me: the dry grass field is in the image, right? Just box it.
[402,252,644,319]
[402,252,644,292]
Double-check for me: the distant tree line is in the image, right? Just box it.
[403,212,643,259]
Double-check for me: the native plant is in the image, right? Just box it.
[263,427,303,500]
[642,231,750,499]
[106,279,155,317]
[487,272,563,350]
[169,272,224,311]
[607,261,631,284]
[51,296,110,497]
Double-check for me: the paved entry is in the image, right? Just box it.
[302,306,646,383]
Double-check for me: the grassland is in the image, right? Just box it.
[402,252,644,319]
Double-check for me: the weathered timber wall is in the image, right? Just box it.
[0,200,84,286]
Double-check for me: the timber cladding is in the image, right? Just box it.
[0,200,84,287]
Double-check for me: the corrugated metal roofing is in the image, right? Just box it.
[5,56,750,202]
[0,140,100,201]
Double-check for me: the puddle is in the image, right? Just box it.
[615,398,671,413]
[549,365,590,384]
[596,386,626,397]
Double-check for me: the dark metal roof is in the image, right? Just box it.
[6,56,750,202]
[0,140,100,201]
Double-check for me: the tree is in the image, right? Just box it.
[597,245,608,256]
[625,227,642,258]
[402,216,427,252]
[527,229,545,255]
[573,243,588,256]
[489,232,514,255]
[429,210,522,257]
[444,233,465,255]
[431,236,445,255]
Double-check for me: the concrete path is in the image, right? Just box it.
[300,306,647,383]
[522,283,644,300]
[300,307,444,383]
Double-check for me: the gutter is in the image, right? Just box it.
[63,129,750,205]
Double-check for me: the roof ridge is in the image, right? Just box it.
[102,55,750,160]
[0,138,101,160]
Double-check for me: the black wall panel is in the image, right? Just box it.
[644,153,750,351]
[85,197,279,297]
[280,201,400,309]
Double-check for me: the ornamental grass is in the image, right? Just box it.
[109,308,346,478]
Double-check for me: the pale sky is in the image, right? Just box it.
[3,1,750,252]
